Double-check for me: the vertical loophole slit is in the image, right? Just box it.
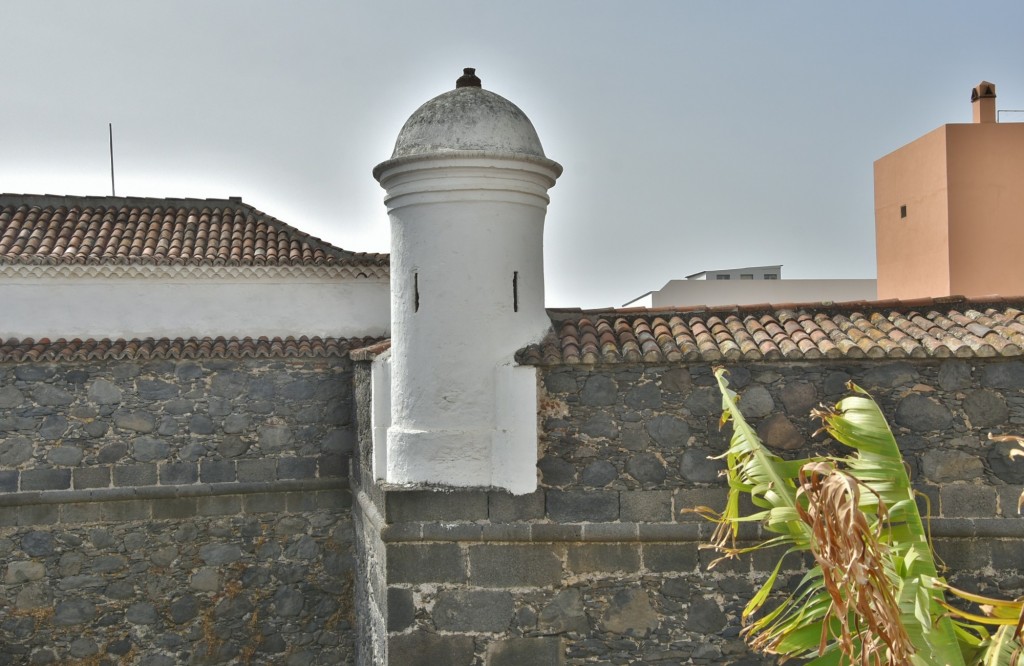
[414,272,420,312]
[513,271,519,312]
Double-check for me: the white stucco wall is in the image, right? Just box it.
[0,267,390,339]
[646,278,877,308]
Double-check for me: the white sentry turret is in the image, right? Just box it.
[372,68,561,493]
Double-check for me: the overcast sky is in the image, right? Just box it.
[2,1,1023,308]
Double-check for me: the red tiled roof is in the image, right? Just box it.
[517,297,1024,365]
[0,336,383,362]
[0,195,388,268]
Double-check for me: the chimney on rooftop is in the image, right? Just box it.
[971,81,997,124]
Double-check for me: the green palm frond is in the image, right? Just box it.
[705,367,966,665]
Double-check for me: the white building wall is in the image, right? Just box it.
[0,268,390,339]
[648,278,877,308]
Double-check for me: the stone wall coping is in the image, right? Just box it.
[366,514,1024,543]
[0,477,348,507]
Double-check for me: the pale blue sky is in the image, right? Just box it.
[2,1,1022,307]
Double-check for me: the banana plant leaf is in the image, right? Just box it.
[705,367,968,665]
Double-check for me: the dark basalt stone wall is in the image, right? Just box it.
[352,358,1024,666]
[0,356,357,665]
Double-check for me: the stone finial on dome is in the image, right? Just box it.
[456,67,481,88]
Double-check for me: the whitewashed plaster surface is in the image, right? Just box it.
[0,266,389,339]
[634,278,878,308]
[376,154,560,494]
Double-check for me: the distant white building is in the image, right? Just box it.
[623,265,876,308]
[684,264,783,281]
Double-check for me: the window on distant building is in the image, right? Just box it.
[900,204,907,219]
[716,275,730,280]
[764,273,778,280]
[740,274,753,280]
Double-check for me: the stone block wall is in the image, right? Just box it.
[0,356,358,665]
[352,358,1024,665]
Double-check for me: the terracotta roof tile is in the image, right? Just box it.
[0,195,388,269]
[518,297,1024,365]
[0,336,383,362]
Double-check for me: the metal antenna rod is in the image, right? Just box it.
[109,123,115,196]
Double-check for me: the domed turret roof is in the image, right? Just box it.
[389,68,547,159]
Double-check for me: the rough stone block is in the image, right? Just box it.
[539,456,576,487]
[151,498,198,519]
[131,436,169,462]
[933,538,992,571]
[643,543,700,573]
[625,453,668,484]
[580,374,617,406]
[0,435,33,466]
[619,490,672,522]
[938,360,972,390]
[922,450,985,483]
[420,522,482,541]
[113,464,157,487]
[159,462,198,486]
[680,447,724,483]
[237,459,277,482]
[21,468,71,491]
[318,452,347,477]
[278,457,318,480]
[72,467,110,490]
[53,598,96,626]
[102,500,150,522]
[997,485,1024,517]
[963,389,1009,427]
[756,414,803,450]
[581,460,618,487]
[389,632,474,666]
[315,489,351,510]
[243,492,287,514]
[60,502,102,524]
[982,362,1024,390]
[486,637,565,666]
[198,495,242,516]
[546,490,618,522]
[387,587,415,632]
[895,394,953,432]
[489,490,546,522]
[33,384,74,406]
[114,410,156,433]
[989,440,1024,484]
[674,487,729,523]
[469,545,561,587]
[686,597,727,633]
[432,589,514,632]
[387,544,466,584]
[646,414,689,447]
[567,544,640,574]
[0,470,18,493]
[600,588,660,636]
[16,504,59,526]
[386,490,488,523]
[0,385,24,408]
[199,460,236,484]
[941,484,997,518]
[991,539,1024,571]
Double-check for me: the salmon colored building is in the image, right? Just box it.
[875,81,1024,299]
